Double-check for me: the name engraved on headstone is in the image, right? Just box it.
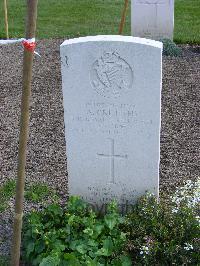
[90,51,133,98]
[71,101,137,135]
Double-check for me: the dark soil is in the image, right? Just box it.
[0,40,199,256]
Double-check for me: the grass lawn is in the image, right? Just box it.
[174,0,200,43]
[0,0,199,43]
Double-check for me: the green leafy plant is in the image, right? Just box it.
[123,179,200,265]
[0,255,9,266]
[0,179,16,212]
[25,183,58,203]
[22,197,131,265]
[22,179,199,265]
[161,38,182,56]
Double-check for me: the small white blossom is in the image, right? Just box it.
[196,216,200,224]
[184,243,194,251]
[140,245,149,255]
[172,208,178,213]
[146,192,155,198]
[171,178,200,209]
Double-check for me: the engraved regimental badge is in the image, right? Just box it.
[90,51,133,98]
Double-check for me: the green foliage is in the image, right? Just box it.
[161,38,182,56]
[0,180,58,212]
[22,197,130,266]
[123,180,200,265]
[25,183,58,203]
[22,179,200,265]
[0,179,16,212]
[0,255,9,266]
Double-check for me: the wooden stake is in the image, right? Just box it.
[10,1,38,265]
[118,0,129,35]
[4,0,9,39]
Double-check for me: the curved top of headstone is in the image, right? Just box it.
[61,35,163,49]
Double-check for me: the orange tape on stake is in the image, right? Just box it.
[22,39,36,52]
[0,37,40,56]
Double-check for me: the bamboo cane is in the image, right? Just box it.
[119,0,129,35]
[10,1,38,265]
[4,0,9,39]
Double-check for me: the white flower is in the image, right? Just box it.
[140,245,149,255]
[171,178,200,209]
[146,192,155,198]
[196,216,200,224]
[184,243,193,251]
[172,208,178,213]
[186,180,192,186]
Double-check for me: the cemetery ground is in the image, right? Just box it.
[0,39,200,264]
[0,0,200,43]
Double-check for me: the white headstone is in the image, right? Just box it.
[131,0,174,40]
[60,36,162,211]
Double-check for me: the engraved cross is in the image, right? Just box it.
[97,138,127,184]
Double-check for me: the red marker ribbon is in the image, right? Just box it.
[22,38,36,53]
[0,37,40,56]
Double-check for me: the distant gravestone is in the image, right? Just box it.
[131,0,174,40]
[60,36,162,212]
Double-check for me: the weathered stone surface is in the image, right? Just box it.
[131,0,174,40]
[60,35,162,210]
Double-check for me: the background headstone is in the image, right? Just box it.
[131,0,174,40]
[60,35,162,211]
